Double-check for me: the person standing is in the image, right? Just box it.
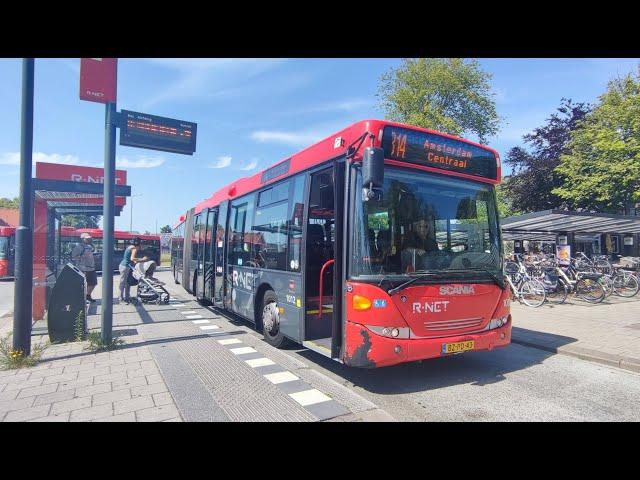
[71,232,98,303]
[119,237,149,304]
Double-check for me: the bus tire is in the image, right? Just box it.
[260,290,289,348]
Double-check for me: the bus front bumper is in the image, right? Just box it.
[343,319,512,368]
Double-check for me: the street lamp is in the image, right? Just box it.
[129,194,143,232]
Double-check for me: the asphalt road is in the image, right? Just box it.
[286,341,640,421]
[0,279,13,319]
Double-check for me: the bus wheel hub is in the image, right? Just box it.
[263,302,279,334]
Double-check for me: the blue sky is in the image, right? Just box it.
[0,58,638,233]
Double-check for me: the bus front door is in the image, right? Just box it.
[303,168,336,357]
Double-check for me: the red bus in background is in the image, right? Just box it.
[59,228,161,272]
[0,226,16,279]
[2,226,161,280]
[178,119,511,368]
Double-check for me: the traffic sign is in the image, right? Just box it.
[79,58,117,104]
[119,110,197,155]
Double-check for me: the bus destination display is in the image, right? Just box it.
[382,126,497,180]
[119,110,197,155]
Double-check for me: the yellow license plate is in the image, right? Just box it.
[442,340,475,354]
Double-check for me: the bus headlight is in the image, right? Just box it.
[367,325,410,339]
[488,316,509,330]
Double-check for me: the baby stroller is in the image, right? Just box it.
[129,260,170,305]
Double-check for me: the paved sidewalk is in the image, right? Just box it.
[1,307,182,422]
[1,268,391,422]
[511,295,640,373]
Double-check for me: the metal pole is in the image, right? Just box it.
[101,102,116,344]
[129,195,133,232]
[12,58,35,355]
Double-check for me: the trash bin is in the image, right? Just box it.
[47,263,87,343]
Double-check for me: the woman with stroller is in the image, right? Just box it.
[119,237,150,304]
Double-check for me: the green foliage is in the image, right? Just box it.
[86,331,124,352]
[0,333,49,370]
[0,197,19,209]
[495,182,521,218]
[74,310,86,342]
[61,214,101,228]
[553,69,640,214]
[160,225,172,233]
[502,98,591,213]
[377,58,501,144]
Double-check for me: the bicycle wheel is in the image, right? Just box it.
[545,282,568,304]
[612,272,640,297]
[520,279,546,307]
[598,275,614,297]
[576,278,606,303]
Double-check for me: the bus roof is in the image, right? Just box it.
[185,119,501,219]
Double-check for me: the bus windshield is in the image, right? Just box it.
[0,236,7,259]
[352,166,502,278]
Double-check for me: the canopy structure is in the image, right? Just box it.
[501,209,640,241]
[31,162,131,321]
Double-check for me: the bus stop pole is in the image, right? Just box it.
[12,58,35,355]
[101,102,117,344]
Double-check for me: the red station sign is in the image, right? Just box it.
[79,58,118,104]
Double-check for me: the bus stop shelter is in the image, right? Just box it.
[501,209,640,258]
[32,162,130,320]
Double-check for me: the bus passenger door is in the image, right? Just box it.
[214,201,229,308]
[196,212,207,300]
[201,208,217,303]
[303,167,336,357]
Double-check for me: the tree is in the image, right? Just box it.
[377,58,501,144]
[160,225,172,233]
[502,98,591,213]
[61,215,101,229]
[0,197,19,209]
[553,70,640,214]
[495,181,520,218]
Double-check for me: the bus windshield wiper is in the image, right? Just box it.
[387,271,441,296]
[447,268,505,289]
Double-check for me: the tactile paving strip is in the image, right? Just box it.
[173,337,316,422]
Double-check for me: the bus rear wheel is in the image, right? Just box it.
[260,290,290,348]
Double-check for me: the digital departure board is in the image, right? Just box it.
[381,126,498,180]
[119,110,197,155]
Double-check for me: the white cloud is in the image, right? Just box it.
[0,152,80,166]
[239,159,259,171]
[209,156,232,169]
[116,156,165,168]
[250,127,334,147]
[139,59,287,109]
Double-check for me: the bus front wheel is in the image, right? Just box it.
[260,290,289,348]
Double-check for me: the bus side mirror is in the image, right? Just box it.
[362,147,384,202]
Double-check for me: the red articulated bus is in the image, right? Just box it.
[171,120,511,368]
[0,226,16,279]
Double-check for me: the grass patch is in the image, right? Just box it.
[0,333,49,370]
[86,331,124,352]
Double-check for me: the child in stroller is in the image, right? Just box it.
[130,259,171,304]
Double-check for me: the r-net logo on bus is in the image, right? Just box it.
[232,269,255,291]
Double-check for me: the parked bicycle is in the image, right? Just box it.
[578,252,639,298]
[504,256,546,307]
